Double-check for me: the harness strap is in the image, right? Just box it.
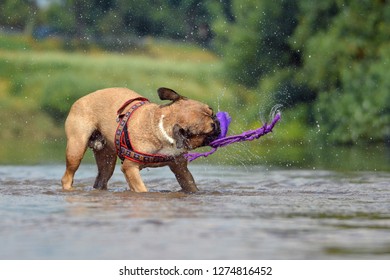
[115,98,175,164]
[116,97,149,119]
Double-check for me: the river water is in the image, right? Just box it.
[1,164,389,259]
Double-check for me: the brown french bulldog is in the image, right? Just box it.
[61,87,220,192]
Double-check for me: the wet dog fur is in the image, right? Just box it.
[61,87,220,192]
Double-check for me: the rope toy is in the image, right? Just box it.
[185,111,281,162]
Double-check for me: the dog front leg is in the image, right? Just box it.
[121,160,148,192]
[169,157,199,193]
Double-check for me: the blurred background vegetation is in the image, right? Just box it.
[0,0,389,169]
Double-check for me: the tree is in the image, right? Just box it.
[212,0,390,144]
[40,0,212,45]
[0,0,37,33]
[211,0,299,88]
[292,0,390,143]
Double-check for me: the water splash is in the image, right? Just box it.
[216,87,227,112]
[259,104,283,125]
[269,104,283,123]
[185,109,282,162]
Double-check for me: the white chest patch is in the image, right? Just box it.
[158,115,185,156]
[158,115,175,145]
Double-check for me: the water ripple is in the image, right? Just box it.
[0,165,389,259]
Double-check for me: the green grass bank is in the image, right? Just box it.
[1,34,388,170]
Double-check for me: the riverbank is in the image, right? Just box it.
[1,35,388,170]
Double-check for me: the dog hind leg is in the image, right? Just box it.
[61,112,96,190]
[92,145,117,190]
[61,136,89,190]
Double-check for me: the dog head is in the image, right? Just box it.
[158,87,220,151]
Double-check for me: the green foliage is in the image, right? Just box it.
[2,0,390,146]
[0,40,228,140]
[0,34,32,50]
[41,74,106,122]
[316,49,390,144]
[42,2,77,36]
[212,0,299,88]
[35,0,212,48]
[293,0,390,143]
[212,0,390,144]
[0,0,37,31]
[258,68,316,111]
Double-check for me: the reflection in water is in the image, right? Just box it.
[0,165,389,259]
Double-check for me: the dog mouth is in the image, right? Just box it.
[202,115,221,146]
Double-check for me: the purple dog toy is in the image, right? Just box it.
[185,111,281,162]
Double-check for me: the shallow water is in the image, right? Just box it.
[1,164,389,259]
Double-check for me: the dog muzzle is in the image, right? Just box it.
[202,115,221,146]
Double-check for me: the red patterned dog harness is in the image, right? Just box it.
[115,98,175,164]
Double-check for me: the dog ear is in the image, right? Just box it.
[173,124,188,149]
[157,87,185,102]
